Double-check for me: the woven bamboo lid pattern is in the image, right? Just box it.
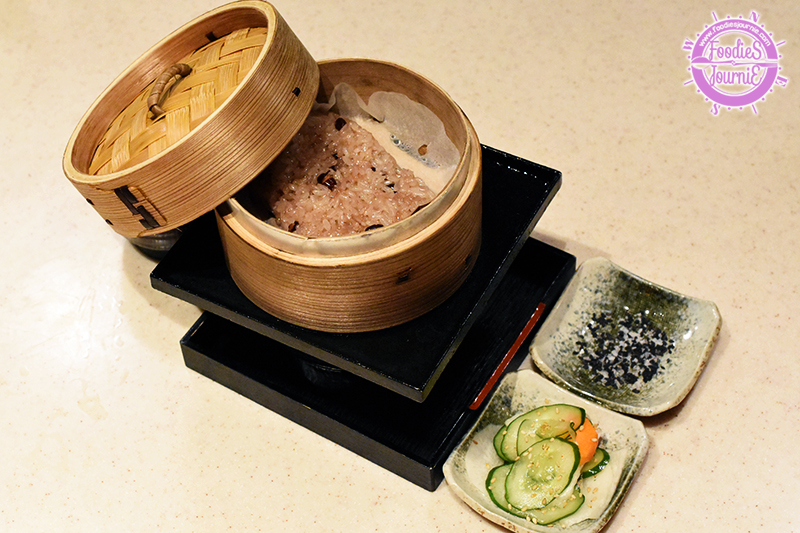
[63,1,319,238]
[88,27,270,177]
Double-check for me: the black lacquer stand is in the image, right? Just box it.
[151,146,576,490]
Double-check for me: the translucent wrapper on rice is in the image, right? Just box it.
[243,83,460,239]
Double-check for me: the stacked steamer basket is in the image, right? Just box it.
[63,1,570,490]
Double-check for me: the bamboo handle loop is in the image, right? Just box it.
[147,63,192,118]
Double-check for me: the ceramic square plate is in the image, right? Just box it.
[443,369,648,533]
[530,257,722,416]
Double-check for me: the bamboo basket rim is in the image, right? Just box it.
[220,58,479,260]
[63,0,278,185]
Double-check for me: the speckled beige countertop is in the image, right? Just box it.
[2,1,798,531]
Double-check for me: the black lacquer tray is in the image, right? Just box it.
[150,146,576,490]
[152,146,562,402]
[180,238,574,490]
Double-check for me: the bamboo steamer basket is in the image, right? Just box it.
[217,59,483,333]
[62,1,319,239]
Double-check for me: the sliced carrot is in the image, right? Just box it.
[573,418,599,465]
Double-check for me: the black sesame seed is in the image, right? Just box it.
[334,117,346,130]
[288,221,299,232]
[574,309,674,393]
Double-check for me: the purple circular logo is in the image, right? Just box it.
[684,12,787,114]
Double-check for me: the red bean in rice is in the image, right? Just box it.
[264,112,435,238]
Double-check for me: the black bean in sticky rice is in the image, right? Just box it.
[263,112,435,238]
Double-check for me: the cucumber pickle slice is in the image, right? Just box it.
[486,405,606,526]
[493,421,509,459]
[505,437,581,512]
[517,404,584,455]
[486,464,517,515]
[528,485,585,525]
[487,462,585,525]
[495,404,585,462]
[580,447,610,478]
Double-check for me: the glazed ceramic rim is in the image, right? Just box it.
[443,369,649,533]
[531,257,722,416]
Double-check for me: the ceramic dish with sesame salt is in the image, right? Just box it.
[530,257,722,416]
[443,369,648,533]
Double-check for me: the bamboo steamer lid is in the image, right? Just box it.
[63,1,319,238]
[217,59,483,333]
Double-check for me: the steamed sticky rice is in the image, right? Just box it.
[264,112,434,238]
